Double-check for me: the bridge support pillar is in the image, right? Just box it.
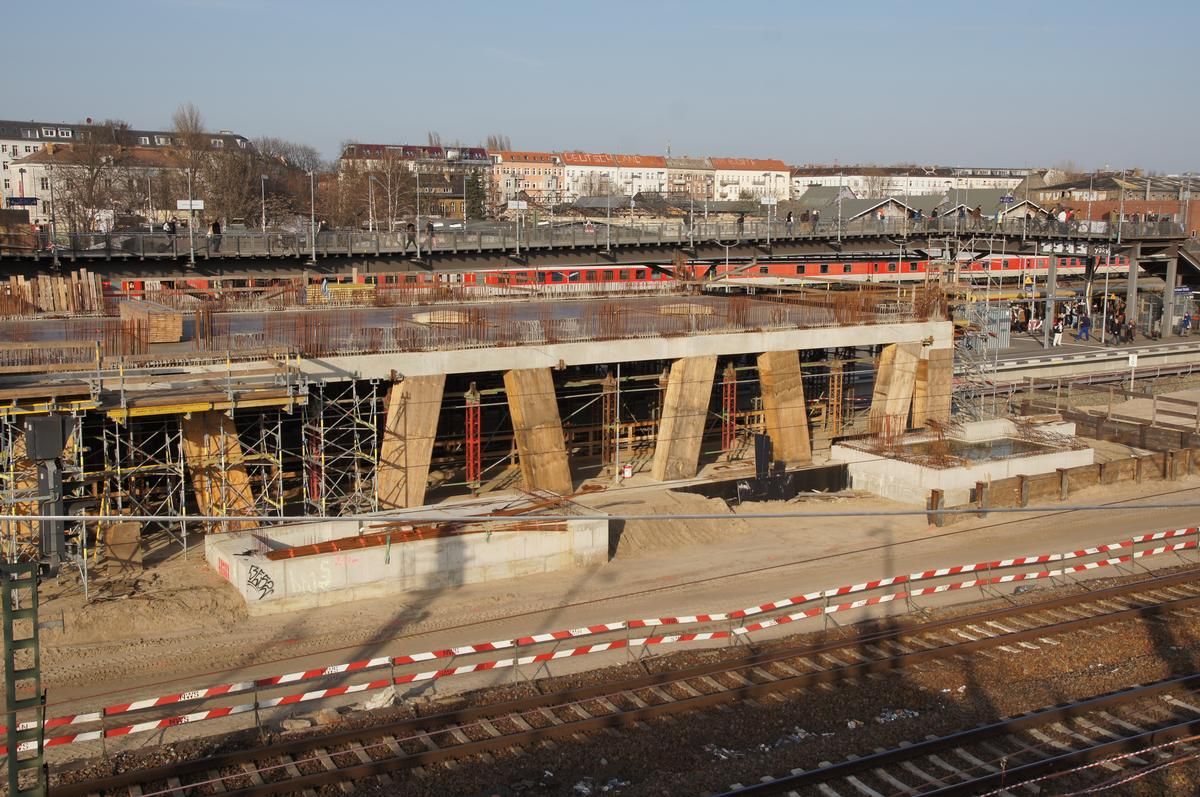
[1126,242,1141,329]
[756,350,811,464]
[181,411,256,529]
[868,342,921,436]
[651,355,717,481]
[504,368,573,495]
[378,374,446,509]
[913,347,953,426]
[1043,255,1058,349]
[1164,257,1179,336]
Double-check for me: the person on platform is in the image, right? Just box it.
[1183,311,1192,337]
[1074,314,1092,342]
[1051,316,1064,346]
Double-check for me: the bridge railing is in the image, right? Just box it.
[10,217,1185,260]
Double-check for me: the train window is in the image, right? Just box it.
[537,271,547,283]
[795,265,804,275]
[552,272,565,283]
[908,262,917,270]
[887,263,897,272]
[569,271,581,282]
[635,269,646,279]
[820,264,829,274]
[873,263,880,272]
[843,264,853,273]
[405,274,418,284]
[759,266,769,274]
[603,269,614,280]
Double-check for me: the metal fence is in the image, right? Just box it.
[7,218,1186,260]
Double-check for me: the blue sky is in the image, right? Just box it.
[8,0,1197,172]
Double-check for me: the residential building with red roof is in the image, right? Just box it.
[710,157,790,201]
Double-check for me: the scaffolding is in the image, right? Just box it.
[0,417,38,560]
[721,363,737,452]
[303,380,381,516]
[100,415,188,539]
[828,360,844,436]
[239,409,287,522]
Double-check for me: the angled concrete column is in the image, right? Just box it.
[1163,257,1179,336]
[868,342,920,436]
[912,358,931,427]
[652,355,717,481]
[923,347,953,425]
[1126,242,1141,326]
[756,349,811,464]
[182,411,256,529]
[504,368,572,495]
[378,374,446,509]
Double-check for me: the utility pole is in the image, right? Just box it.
[307,170,317,265]
[187,167,196,269]
[47,165,60,271]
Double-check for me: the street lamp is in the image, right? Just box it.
[17,167,25,198]
[187,166,196,268]
[306,169,317,265]
[367,175,376,232]
[47,165,59,270]
[415,167,422,259]
[260,174,268,235]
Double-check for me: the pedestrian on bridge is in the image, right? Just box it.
[404,222,417,252]
[810,209,820,233]
[786,211,794,236]
[737,212,745,239]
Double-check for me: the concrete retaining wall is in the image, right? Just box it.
[832,420,1093,506]
[206,517,609,615]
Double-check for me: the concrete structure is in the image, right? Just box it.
[711,158,790,201]
[505,368,573,495]
[205,509,609,615]
[833,419,1094,506]
[651,355,718,481]
[379,375,446,509]
[756,350,811,463]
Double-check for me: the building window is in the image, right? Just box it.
[40,178,48,190]
[138,136,150,145]
[155,135,170,146]
[21,129,34,139]
[237,139,246,148]
[24,146,32,153]
[211,138,224,148]
[41,128,56,137]
[2,180,8,190]
[58,129,72,138]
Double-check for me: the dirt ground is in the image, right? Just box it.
[36,448,1200,715]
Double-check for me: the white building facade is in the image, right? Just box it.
[711,158,790,201]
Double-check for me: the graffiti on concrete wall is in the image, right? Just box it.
[246,564,276,600]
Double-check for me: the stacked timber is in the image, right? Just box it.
[119,300,183,343]
[0,270,106,317]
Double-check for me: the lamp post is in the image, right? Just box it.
[415,167,422,259]
[17,167,25,198]
[47,165,59,270]
[367,175,375,232]
[187,167,196,268]
[606,193,612,252]
[837,171,844,242]
[306,169,317,265]
[368,175,391,234]
[260,174,268,236]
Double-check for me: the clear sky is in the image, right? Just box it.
[8,0,1197,173]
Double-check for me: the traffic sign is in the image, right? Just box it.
[5,197,37,207]
[176,199,204,211]
[759,197,778,205]
[507,200,528,210]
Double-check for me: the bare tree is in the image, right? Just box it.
[484,133,512,152]
[171,103,210,230]
[254,136,323,173]
[861,173,895,199]
[426,131,442,147]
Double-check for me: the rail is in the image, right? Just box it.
[2,218,1186,261]
[49,558,1200,796]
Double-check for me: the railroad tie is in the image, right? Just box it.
[205,770,228,794]
[871,767,917,794]
[950,745,1000,774]
[1048,722,1123,771]
[899,759,949,788]
[313,748,355,794]
[843,775,885,797]
[240,762,266,785]
[349,744,393,785]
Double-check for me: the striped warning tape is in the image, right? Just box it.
[10,526,1197,749]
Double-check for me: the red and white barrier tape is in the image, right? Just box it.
[10,527,1197,751]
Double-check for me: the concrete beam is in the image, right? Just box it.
[181,411,256,529]
[297,320,954,382]
[1127,242,1142,325]
[378,374,446,509]
[1164,257,1178,336]
[652,355,718,481]
[757,350,811,464]
[504,368,573,495]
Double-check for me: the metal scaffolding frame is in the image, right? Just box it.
[101,415,187,540]
[0,417,38,561]
[303,380,381,516]
[239,409,287,522]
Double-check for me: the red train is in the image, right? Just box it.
[105,252,1130,296]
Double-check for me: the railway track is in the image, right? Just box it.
[718,672,1200,796]
[56,566,1200,797]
